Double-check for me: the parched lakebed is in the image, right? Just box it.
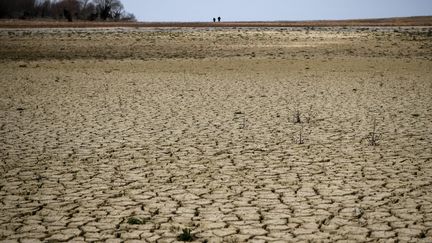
[1,27,432,242]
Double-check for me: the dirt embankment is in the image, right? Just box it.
[0,16,432,28]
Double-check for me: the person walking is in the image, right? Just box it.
[213,17,216,23]
[218,16,221,22]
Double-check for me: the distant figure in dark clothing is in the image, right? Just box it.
[218,16,221,22]
[213,18,216,23]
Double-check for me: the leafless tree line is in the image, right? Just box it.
[0,0,135,21]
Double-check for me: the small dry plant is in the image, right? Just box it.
[292,104,315,124]
[367,118,381,146]
[177,228,195,241]
[292,108,302,124]
[305,105,316,123]
[292,124,308,144]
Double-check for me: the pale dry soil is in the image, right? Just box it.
[0,27,432,242]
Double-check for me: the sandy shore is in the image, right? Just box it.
[0,26,432,242]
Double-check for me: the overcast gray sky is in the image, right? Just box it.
[120,0,432,22]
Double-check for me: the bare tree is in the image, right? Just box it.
[0,0,37,18]
[34,0,51,18]
[121,12,135,21]
[111,0,124,20]
[20,0,37,18]
[82,1,97,20]
[80,0,90,9]
[79,0,91,18]
[64,0,80,19]
[94,0,125,20]
[0,0,12,18]
[0,0,134,21]
[94,0,110,20]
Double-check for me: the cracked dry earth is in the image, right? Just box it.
[1,27,432,242]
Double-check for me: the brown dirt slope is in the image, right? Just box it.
[0,16,431,28]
